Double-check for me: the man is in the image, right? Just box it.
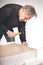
[0,4,37,46]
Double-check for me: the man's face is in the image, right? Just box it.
[19,9,33,22]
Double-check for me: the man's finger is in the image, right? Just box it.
[15,32,22,36]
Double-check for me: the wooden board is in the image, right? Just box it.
[0,43,36,58]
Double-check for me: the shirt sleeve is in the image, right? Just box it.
[18,22,26,43]
[0,24,8,34]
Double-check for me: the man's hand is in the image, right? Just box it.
[6,30,21,38]
[22,42,28,46]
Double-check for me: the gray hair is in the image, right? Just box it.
[22,5,37,17]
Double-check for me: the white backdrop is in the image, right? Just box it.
[0,0,43,59]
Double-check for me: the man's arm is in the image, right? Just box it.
[0,24,14,38]
[0,24,8,34]
[18,22,26,43]
[0,24,21,38]
[18,22,28,46]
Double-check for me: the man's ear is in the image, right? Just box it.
[22,8,25,12]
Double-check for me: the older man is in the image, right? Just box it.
[0,4,37,46]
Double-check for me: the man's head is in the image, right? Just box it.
[19,5,37,21]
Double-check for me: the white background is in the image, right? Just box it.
[0,0,43,59]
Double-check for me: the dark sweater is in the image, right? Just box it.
[0,4,26,42]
